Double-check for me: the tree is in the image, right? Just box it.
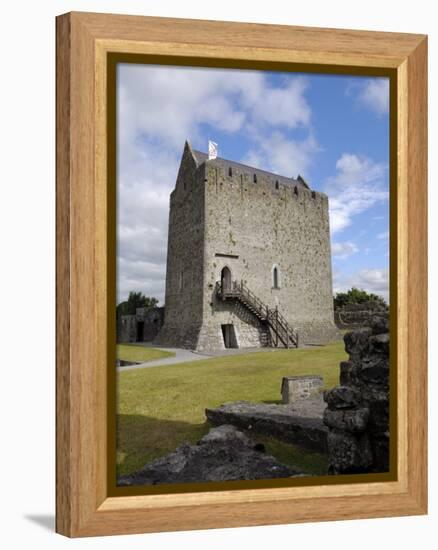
[333,287,387,309]
[117,291,159,316]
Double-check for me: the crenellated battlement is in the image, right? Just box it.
[173,140,327,209]
[203,161,326,202]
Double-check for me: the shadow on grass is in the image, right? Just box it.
[116,413,329,478]
[116,414,210,477]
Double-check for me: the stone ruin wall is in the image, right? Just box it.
[118,307,165,344]
[323,314,390,474]
[334,301,389,330]
[118,314,137,343]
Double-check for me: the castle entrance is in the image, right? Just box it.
[136,321,144,342]
[221,324,237,348]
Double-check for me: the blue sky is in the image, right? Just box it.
[117,64,389,304]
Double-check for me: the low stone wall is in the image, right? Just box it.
[323,314,390,474]
[334,302,388,329]
[281,375,323,404]
[206,400,327,453]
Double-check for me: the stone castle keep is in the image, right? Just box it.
[151,141,339,351]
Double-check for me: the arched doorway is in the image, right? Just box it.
[221,266,232,291]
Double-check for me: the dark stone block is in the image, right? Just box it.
[339,360,354,385]
[370,314,389,335]
[343,328,372,358]
[369,434,390,472]
[368,332,390,356]
[358,357,389,386]
[366,395,390,433]
[327,431,373,474]
[323,407,369,433]
[324,386,362,409]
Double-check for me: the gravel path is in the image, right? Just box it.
[117,343,276,371]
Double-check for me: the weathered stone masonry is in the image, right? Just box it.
[323,314,390,474]
[156,141,339,351]
[118,307,164,343]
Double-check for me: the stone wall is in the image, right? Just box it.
[137,306,165,341]
[200,159,339,350]
[118,314,137,343]
[154,142,206,348]
[334,302,389,329]
[323,314,390,474]
[118,307,165,343]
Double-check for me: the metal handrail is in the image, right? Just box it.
[216,279,298,347]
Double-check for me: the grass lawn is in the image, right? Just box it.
[117,344,175,363]
[117,341,347,477]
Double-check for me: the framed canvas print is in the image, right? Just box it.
[56,12,427,537]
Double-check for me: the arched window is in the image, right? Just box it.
[253,173,257,183]
[228,166,233,177]
[221,266,232,291]
[275,180,279,190]
[272,266,280,289]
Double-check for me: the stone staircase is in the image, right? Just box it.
[215,280,299,348]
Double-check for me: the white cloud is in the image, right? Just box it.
[356,269,389,292]
[118,66,312,153]
[241,131,319,177]
[333,268,389,302]
[359,79,389,115]
[117,65,316,303]
[377,231,389,240]
[332,241,358,260]
[326,153,389,235]
[347,78,389,115]
[241,76,311,129]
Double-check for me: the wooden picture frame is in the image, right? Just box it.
[56,11,427,537]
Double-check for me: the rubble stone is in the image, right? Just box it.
[118,425,301,486]
[324,313,390,474]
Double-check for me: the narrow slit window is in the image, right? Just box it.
[273,266,279,289]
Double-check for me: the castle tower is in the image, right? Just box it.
[155,141,339,351]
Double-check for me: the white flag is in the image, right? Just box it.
[208,140,218,160]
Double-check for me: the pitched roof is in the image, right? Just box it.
[191,148,310,189]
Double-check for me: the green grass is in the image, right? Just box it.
[116,342,347,476]
[116,344,175,363]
